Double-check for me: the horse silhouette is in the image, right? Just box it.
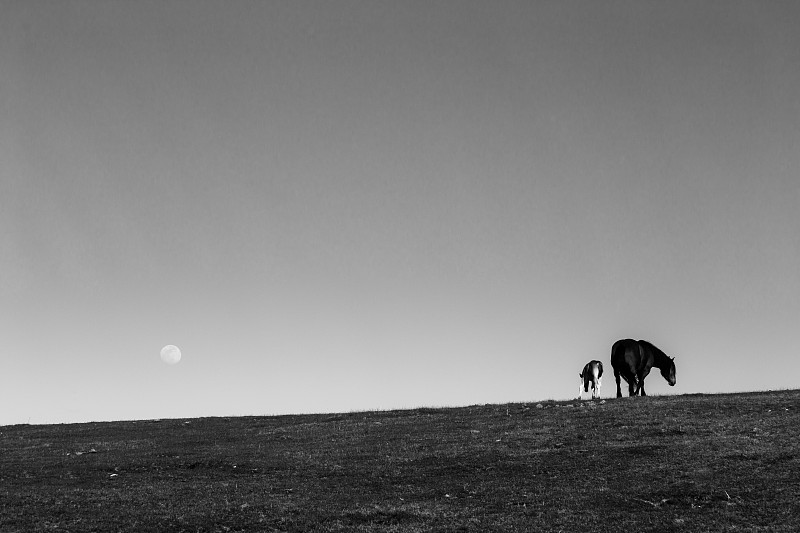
[578,360,603,399]
[611,339,675,397]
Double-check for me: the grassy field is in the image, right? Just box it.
[2,390,799,532]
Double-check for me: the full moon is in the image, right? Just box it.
[160,345,182,365]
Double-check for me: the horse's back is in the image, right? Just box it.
[581,360,603,376]
[590,360,603,378]
[611,339,640,373]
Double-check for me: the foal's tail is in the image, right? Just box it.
[591,363,602,398]
[592,363,602,382]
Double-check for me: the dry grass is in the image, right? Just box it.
[2,391,799,532]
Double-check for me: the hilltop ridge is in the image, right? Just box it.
[2,390,799,531]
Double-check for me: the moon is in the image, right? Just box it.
[160,345,182,365]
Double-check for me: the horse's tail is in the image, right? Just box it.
[591,362,602,398]
[592,363,601,383]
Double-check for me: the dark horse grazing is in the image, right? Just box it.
[611,339,676,398]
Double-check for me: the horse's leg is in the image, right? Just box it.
[614,370,622,398]
[628,376,636,397]
[634,369,649,396]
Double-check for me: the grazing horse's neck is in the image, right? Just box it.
[649,347,670,369]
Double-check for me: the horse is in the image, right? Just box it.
[611,339,676,398]
[578,360,603,399]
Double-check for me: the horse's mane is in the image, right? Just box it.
[638,339,672,366]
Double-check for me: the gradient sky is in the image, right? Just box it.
[2,1,799,425]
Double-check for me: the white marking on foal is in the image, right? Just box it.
[591,364,602,399]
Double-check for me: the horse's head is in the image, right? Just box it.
[661,357,676,386]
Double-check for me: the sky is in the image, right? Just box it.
[1,1,799,425]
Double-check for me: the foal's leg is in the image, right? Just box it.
[614,370,622,398]
[628,376,636,397]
